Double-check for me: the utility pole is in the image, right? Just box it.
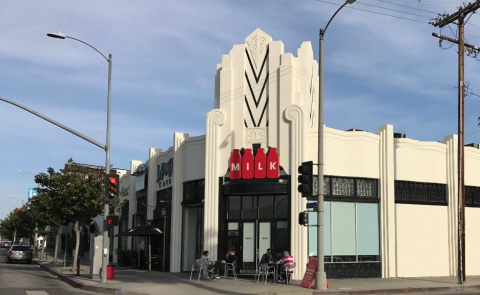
[431,1,480,284]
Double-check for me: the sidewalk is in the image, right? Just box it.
[33,254,480,295]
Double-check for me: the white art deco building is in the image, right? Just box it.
[112,29,480,280]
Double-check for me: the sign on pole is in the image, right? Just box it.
[28,188,37,202]
[45,225,50,232]
[301,257,318,289]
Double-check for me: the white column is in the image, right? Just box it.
[443,135,458,276]
[285,105,308,280]
[203,109,226,261]
[170,133,188,272]
[376,125,396,278]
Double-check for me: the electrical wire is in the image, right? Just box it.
[316,0,430,23]
[356,1,433,18]
[377,0,439,14]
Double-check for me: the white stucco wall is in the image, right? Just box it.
[465,147,480,187]
[396,204,450,277]
[181,135,206,182]
[466,207,480,275]
[394,139,447,183]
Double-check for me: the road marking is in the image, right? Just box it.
[26,292,49,295]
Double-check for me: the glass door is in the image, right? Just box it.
[242,222,256,270]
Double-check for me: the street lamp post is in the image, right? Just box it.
[47,31,112,283]
[15,170,35,177]
[9,197,25,207]
[317,0,356,290]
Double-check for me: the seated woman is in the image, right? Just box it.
[209,247,238,279]
[199,251,212,276]
[277,251,294,283]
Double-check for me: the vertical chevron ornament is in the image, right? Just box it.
[244,30,271,128]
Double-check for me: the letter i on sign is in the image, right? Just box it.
[254,148,266,179]
[230,149,242,179]
[242,149,254,179]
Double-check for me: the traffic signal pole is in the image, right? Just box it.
[317,28,327,291]
[101,54,112,283]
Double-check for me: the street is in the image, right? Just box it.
[0,248,99,295]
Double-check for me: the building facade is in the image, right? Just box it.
[114,29,480,280]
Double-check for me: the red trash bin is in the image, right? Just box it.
[107,265,115,279]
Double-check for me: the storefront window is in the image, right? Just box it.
[275,195,288,218]
[308,201,331,261]
[258,196,274,219]
[308,201,380,263]
[242,196,258,219]
[332,202,356,262]
[228,196,241,219]
[357,203,380,261]
[275,221,289,261]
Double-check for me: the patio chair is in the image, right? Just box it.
[190,259,204,281]
[284,262,296,285]
[224,260,237,280]
[256,264,275,284]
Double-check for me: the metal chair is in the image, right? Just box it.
[190,259,204,281]
[224,260,237,280]
[284,262,297,284]
[256,264,275,284]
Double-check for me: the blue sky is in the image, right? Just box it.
[1,0,479,220]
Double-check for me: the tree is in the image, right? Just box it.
[60,159,104,271]
[32,167,67,263]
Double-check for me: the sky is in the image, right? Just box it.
[1,0,480,220]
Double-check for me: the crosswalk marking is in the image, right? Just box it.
[26,292,49,295]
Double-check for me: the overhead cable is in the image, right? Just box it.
[316,0,430,23]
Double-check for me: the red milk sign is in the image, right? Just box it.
[267,147,279,179]
[242,149,254,179]
[254,148,266,179]
[229,147,279,180]
[230,149,242,179]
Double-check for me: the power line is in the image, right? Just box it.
[317,0,430,23]
[356,1,432,18]
[377,0,439,14]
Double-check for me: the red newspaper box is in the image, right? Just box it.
[107,265,115,280]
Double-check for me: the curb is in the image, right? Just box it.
[34,260,149,295]
[33,261,480,295]
[305,284,480,295]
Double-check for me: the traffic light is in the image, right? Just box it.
[104,174,119,202]
[106,215,119,228]
[298,161,313,198]
[299,212,308,226]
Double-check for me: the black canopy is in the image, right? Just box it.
[114,224,163,237]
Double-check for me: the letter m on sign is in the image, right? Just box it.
[231,163,240,171]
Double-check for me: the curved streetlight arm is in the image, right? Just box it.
[16,171,35,176]
[322,2,349,39]
[65,36,109,62]
[0,96,106,150]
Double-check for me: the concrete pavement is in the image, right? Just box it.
[30,249,480,295]
[0,248,100,295]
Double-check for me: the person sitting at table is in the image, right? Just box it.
[277,251,294,283]
[199,250,213,277]
[260,248,274,264]
[210,247,238,279]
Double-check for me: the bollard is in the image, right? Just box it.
[45,252,48,261]
[77,257,80,276]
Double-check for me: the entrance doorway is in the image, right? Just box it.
[223,195,290,273]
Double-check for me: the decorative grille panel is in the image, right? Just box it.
[466,186,480,207]
[395,181,447,205]
[313,176,378,203]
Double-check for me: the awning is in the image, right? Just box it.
[114,224,163,237]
